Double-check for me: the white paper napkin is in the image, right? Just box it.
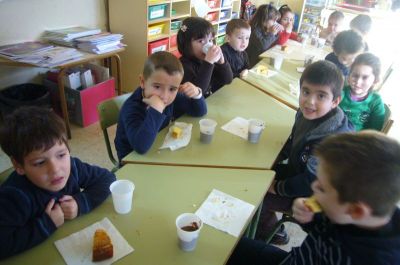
[221,117,249,139]
[159,122,192,151]
[54,217,134,265]
[195,189,255,237]
[249,67,277,79]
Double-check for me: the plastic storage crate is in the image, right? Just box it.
[148,4,168,20]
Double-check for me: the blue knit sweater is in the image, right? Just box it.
[0,157,116,260]
[114,87,207,160]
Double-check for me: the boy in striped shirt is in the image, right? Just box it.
[228,131,400,265]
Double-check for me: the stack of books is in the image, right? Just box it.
[0,41,83,67]
[43,26,102,47]
[75,32,124,54]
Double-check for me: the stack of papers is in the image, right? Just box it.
[0,41,54,59]
[0,42,83,67]
[75,32,124,54]
[43,26,102,47]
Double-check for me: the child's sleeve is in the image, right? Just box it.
[181,58,214,94]
[276,31,291,45]
[70,158,116,215]
[173,93,207,118]
[213,60,233,86]
[366,94,386,130]
[121,100,167,154]
[274,154,317,198]
[0,187,57,259]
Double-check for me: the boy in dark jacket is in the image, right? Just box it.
[221,19,251,78]
[228,131,400,265]
[115,51,207,160]
[0,106,116,260]
[256,60,354,244]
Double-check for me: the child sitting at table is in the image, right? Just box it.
[276,5,298,46]
[246,4,283,67]
[319,11,344,46]
[114,51,207,160]
[177,17,233,97]
[350,14,373,51]
[221,19,251,78]
[0,106,116,260]
[325,30,365,77]
[255,60,354,244]
[340,53,385,131]
[227,131,400,265]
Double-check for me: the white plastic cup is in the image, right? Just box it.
[304,55,314,67]
[317,38,326,48]
[199,119,217,144]
[202,42,213,54]
[300,34,309,47]
[109,180,135,214]
[273,55,284,70]
[176,213,203,251]
[248,119,265,143]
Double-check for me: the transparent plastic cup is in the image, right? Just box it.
[248,119,265,143]
[273,55,284,70]
[176,213,203,251]
[109,180,135,214]
[199,118,217,144]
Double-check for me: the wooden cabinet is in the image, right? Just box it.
[193,0,241,46]
[109,0,240,92]
[109,0,192,92]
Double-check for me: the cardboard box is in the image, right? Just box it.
[44,78,115,127]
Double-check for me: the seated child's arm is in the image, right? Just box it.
[173,82,207,118]
[70,158,116,215]
[274,154,317,197]
[121,96,167,154]
[365,95,386,130]
[181,57,214,94]
[0,187,60,259]
[212,59,233,86]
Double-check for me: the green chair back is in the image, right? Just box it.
[97,93,131,172]
[0,167,14,184]
[382,103,394,135]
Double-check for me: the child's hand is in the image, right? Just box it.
[240,69,249,78]
[45,198,64,228]
[269,23,284,35]
[204,45,222,64]
[59,195,78,220]
[142,95,166,113]
[292,198,314,224]
[179,82,201,98]
[285,21,293,33]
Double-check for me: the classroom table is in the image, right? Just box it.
[259,39,331,62]
[242,58,301,110]
[0,48,124,139]
[122,78,296,170]
[1,164,275,265]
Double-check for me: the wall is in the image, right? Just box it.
[0,0,107,88]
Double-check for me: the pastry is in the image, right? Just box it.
[171,126,182,139]
[304,196,322,213]
[281,45,288,52]
[92,229,113,262]
[256,65,268,75]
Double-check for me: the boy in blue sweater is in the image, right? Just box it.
[115,51,207,160]
[228,131,400,265]
[0,106,116,260]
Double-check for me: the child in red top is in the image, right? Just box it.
[276,5,298,46]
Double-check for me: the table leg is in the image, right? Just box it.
[57,68,71,139]
[245,203,262,239]
[112,54,122,95]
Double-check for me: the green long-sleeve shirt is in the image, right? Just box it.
[339,86,385,131]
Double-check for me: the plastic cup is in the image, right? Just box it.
[304,55,314,67]
[273,55,283,70]
[199,118,217,144]
[248,119,265,144]
[317,38,326,48]
[176,213,203,251]
[202,42,213,54]
[300,34,309,47]
[109,180,135,214]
